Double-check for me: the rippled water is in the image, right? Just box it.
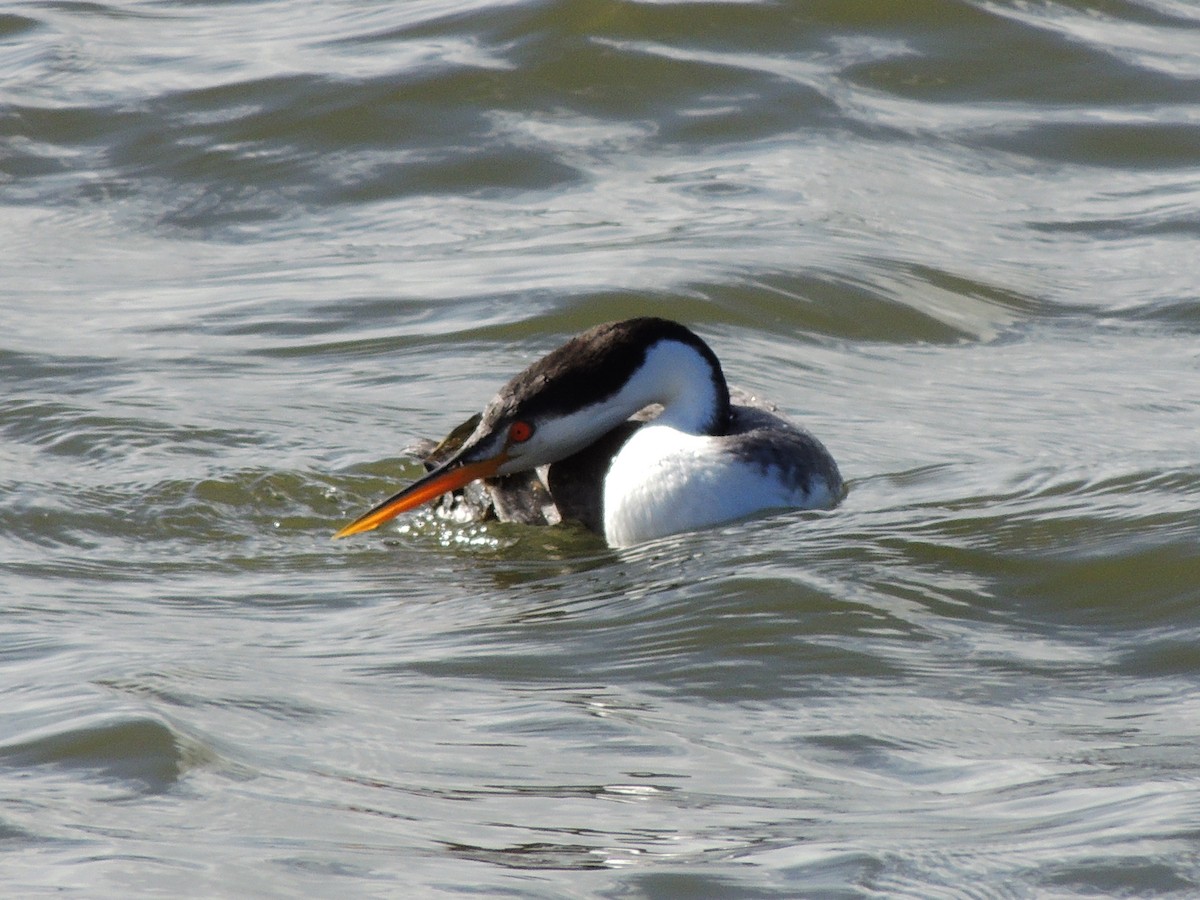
[4,0,1200,895]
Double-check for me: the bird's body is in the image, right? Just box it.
[336,318,842,547]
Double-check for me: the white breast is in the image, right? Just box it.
[601,423,835,547]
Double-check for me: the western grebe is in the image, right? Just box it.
[335,317,842,547]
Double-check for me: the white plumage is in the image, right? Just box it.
[335,318,843,547]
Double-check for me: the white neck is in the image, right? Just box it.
[613,340,724,434]
[518,339,725,469]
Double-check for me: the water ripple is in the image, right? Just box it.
[4,0,1200,895]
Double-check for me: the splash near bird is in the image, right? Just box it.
[335,318,842,547]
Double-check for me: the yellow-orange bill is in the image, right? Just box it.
[333,453,506,539]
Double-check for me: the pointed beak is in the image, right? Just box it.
[333,449,508,539]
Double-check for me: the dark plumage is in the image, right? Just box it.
[410,389,840,538]
[337,317,842,545]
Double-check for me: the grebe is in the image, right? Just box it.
[334,318,842,547]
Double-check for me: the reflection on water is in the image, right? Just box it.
[3,0,1200,895]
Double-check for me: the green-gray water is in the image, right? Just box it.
[4,1,1200,896]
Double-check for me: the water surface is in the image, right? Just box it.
[3,0,1200,896]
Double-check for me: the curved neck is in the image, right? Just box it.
[519,337,730,469]
[488,324,733,473]
[621,339,730,435]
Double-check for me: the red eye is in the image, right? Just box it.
[508,420,534,443]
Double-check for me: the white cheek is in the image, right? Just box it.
[496,430,561,473]
[498,407,629,473]
[496,439,539,474]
